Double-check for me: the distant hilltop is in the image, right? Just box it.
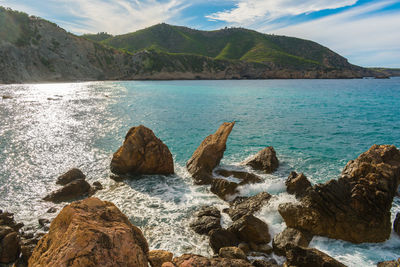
[0,6,389,84]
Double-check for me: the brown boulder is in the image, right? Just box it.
[228,215,271,244]
[0,226,20,264]
[209,229,239,254]
[43,179,91,203]
[149,250,173,267]
[285,172,312,198]
[272,227,313,256]
[172,254,252,267]
[56,168,86,185]
[219,246,247,260]
[284,245,346,267]
[186,122,235,184]
[110,125,174,175]
[377,259,400,267]
[227,192,271,221]
[279,145,400,243]
[29,197,149,267]
[189,206,221,235]
[215,169,263,184]
[244,147,279,173]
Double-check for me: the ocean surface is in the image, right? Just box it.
[1,78,400,266]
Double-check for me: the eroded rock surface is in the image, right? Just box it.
[43,179,91,203]
[272,227,313,256]
[148,250,173,267]
[284,245,347,267]
[172,254,252,267]
[56,168,86,185]
[190,206,221,235]
[244,147,279,173]
[228,215,271,245]
[285,171,312,198]
[227,192,272,221]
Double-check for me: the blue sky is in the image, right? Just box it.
[1,0,399,67]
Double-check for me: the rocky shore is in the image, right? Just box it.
[1,123,400,267]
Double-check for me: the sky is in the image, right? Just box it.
[1,0,399,67]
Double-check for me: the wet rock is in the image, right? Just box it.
[89,181,104,196]
[279,145,400,243]
[219,246,247,260]
[46,207,57,213]
[2,95,12,99]
[20,234,42,263]
[393,213,400,236]
[238,243,250,254]
[243,147,279,173]
[209,228,239,254]
[0,226,20,264]
[110,125,174,175]
[43,179,91,203]
[227,192,271,221]
[285,171,312,198]
[29,197,149,267]
[148,250,173,267]
[110,174,125,182]
[228,215,271,244]
[190,206,221,235]
[284,245,347,267]
[251,259,279,267]
[38,219,50,228]
[172,254,252,267]
[377,259,400,267]
[56,168,86,185]
[186,122,235,185]
[272,227,313,256]
[257,244,273,254]
[215,169,263,184]
[0,211,23,232]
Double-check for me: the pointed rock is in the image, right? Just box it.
[244,147,279,173]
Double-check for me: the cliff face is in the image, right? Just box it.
[0,7,386,84]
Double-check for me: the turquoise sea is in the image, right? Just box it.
[1,78,400,266]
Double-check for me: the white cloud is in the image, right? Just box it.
[270,1,400,67]
[206,0,358,24]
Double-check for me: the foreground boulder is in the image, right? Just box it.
[148,250,173,267]
[285,245,347,267]
[377,259,400,267]
[190,206,221,235]
[43,179,91,203]
[186,122,235,184]
[228,215,271,245]
[172,254,252,267]
[272,227,313,256]
[209,229,239,254]
[219,247,247,260]
[285,171,312,198]
[279,145,400,243]
[227,192,271,221]
[56,168,86,185]
[29,197,149,267]
[244,147,279,173]
[111,125,174,175]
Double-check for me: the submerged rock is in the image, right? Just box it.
[148,250,173,267]
[186,122,235,184]
[29,197,149,267]
[43,179,91,203]
[190,206,221,235]
[272,227,313,256]
[56,168,86,185]
[111,125,174,175]
[227,192,271,221]
[285,171,312,198]
[279,145,400,243]
[228,215,271,244]
[284,245,347,267]
[172,254,252,267]
[243,146,279,173]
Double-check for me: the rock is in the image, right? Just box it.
[243,147,279,173]
[209,228,239,254]
[110,125,174,175]
[251,259,279,267]
[38,219,50,228]
[46,207,57,213]
[284,245,347,267]
[257,244,273,254]
[228,215,271,244]
[279,145,400,243]
[377,259,400,267]
[2,95,12,99]
[393,213,400,236]
[110,174,125,182]
[43,179,91,203]
[219,246,247,260]
[186,122,235,184]
[20,235,41,263]
[272,227,313,256]
[215,169,263,184]
[29,197,149,267]
[0,211,23,232]
[89,181,104,196]
[238,243,250,254]
[56,168,86,185]
[285,171,312,198]
[190,206,221,235]
[148,250,173,267]
[172,254,252,267]
[161,263,175,267]
[227,192,271,221]
[0,226,20,264]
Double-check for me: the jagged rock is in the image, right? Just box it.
[190,206,221,235]
[284,245,347,267]
[56,168,86,185]
[46,207,57,213]
[43,179,91,203]
[228,215,271,244]
[20,234,42,263]
[257,244,273,254]
[172,254,253,267]
[89,181,104,196]
[38,219,50,228]
[393,213,400,236]
[0,211,23,232]
[272,227,313,256]
[211,170,263,200]
[110,125,174,175]
[186,122,235,184]
[219,246,247,260]
[251,259,279,267]
[377,259,400,267]
[29,197,149,267]
[243,147,279,173]
[0,226,20,264]
[148,250,173,267]
[279,145,400,243]
[227,192,271,221]
[209,229,239,254]
[285,171,312,198]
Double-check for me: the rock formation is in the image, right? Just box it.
[189,206,222,235]
[228,215,271,245]
[226,192,271,221]
[148,250,173,267]
[56,168,86,185]
[186,122,235,184]
[0,225,20,264]
[29,197,149,267]
[244,147,279,173]
[272,227,313,256]
[377,258,400,267]
[219,247,247,260]
[285,171,312,198]
[279,145,400,243]
[284,245,347,267]
[43,179,91,203]
[393,213,400,236]
[111,125,174,175]
[171,254,252,267]
[209,229,239,254]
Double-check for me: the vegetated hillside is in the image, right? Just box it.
[0,7,385,84]
[370,68,400,77]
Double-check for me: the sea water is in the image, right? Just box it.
[1,78,400,266]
